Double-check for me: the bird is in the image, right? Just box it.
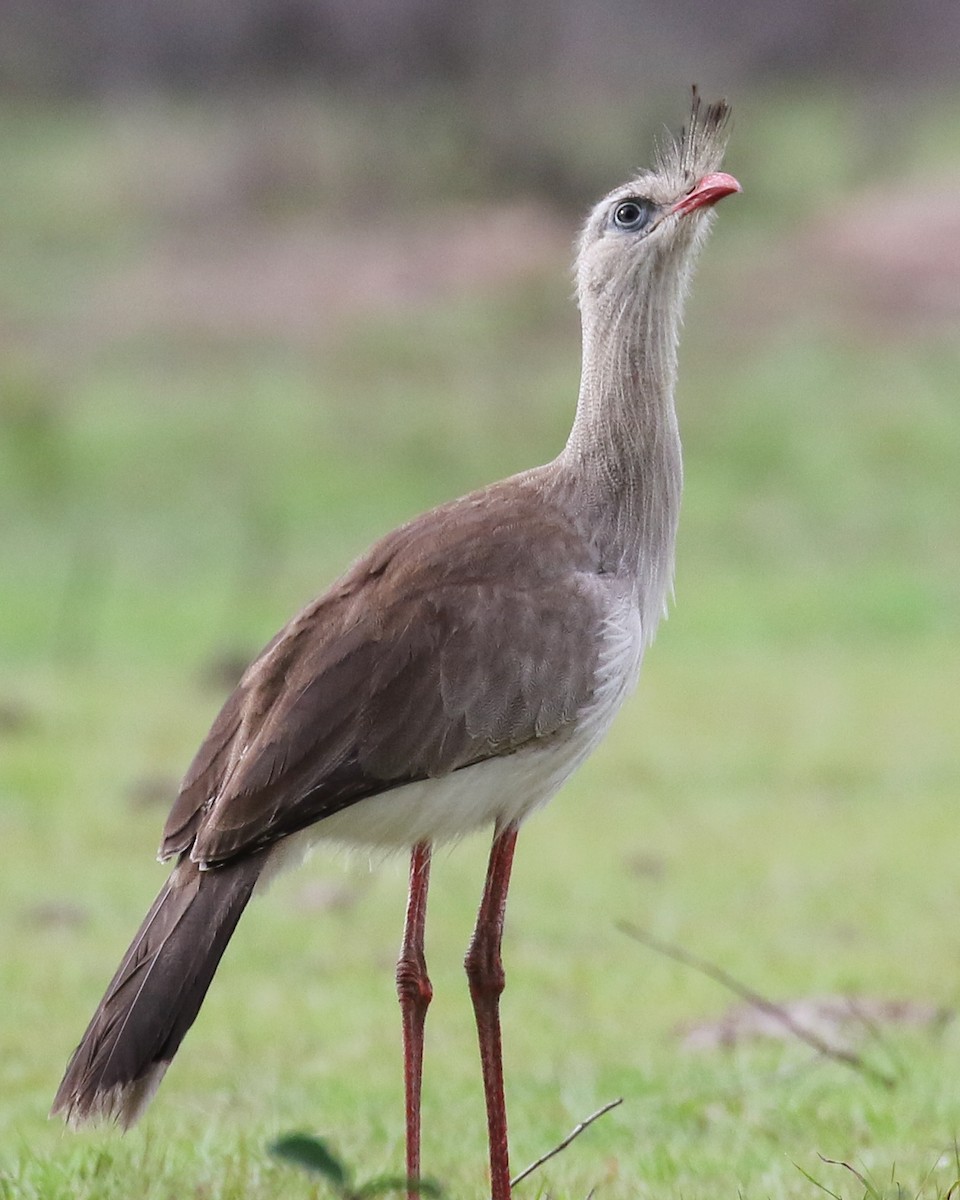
[52,91,739,1199]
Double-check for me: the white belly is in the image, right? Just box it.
[288,593,646,853]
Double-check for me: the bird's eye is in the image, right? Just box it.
[612,199,652,232]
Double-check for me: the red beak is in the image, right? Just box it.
[671,172,742,217]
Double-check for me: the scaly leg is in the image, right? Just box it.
[396,841,433,1199]
[464,823,519,1200]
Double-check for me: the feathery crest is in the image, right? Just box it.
[653,85,732,189]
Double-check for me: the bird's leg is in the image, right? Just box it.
[396,840,433,1199]
[464,823,519,1200]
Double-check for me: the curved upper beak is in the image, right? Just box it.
[671,172,742,217]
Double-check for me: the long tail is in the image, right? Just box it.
[52,852,265,1128]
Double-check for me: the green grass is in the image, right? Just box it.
[2,86,960,1197]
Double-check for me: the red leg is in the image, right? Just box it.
[396,841,433,1199]
[464,824,519,1200]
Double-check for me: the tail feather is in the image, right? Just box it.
[52,853,265,1128]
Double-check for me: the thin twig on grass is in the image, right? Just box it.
[840,994,908,1082]
[509,1097,623,1188]
[616,921,896,1089]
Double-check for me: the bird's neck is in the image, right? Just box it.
[556,262,686,630]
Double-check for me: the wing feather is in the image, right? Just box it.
[161,481,605,866]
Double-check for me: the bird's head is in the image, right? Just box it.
[576,91,740,321]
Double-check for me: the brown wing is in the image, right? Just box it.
[161,481,603,866]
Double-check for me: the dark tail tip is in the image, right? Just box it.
[53,854,263,1127]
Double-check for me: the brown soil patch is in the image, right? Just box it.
[678,994,951,1050]
[91,202,571,346]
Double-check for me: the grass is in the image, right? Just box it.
[2,85,960,1197]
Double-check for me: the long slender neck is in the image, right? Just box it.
[554,252,687,633]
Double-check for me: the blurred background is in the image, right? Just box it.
[2,3,960,1197]
[2,0,958,685]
